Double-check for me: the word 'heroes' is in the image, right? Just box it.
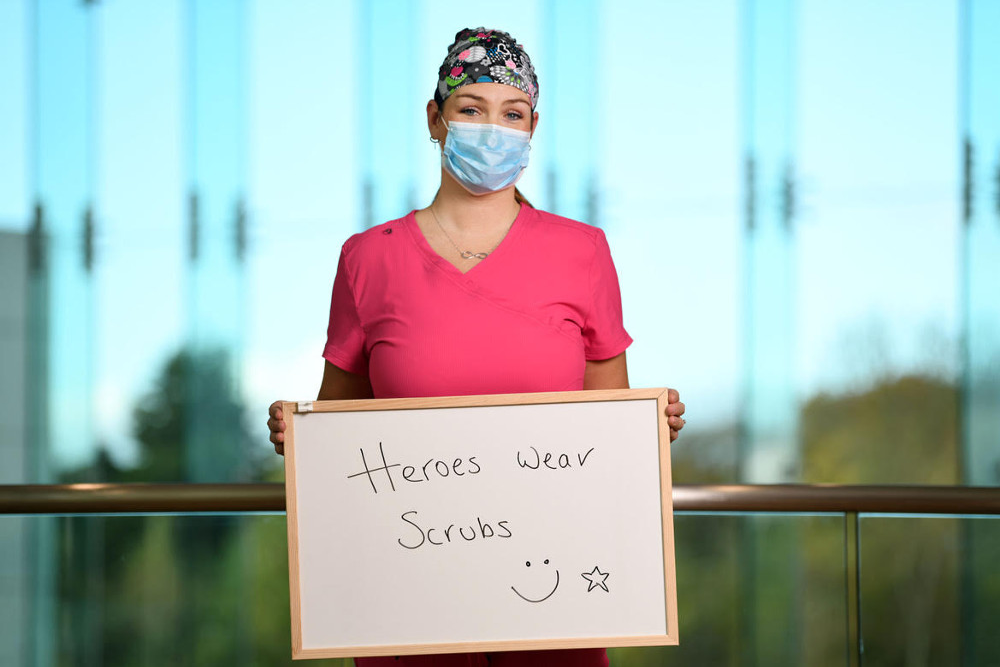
[346,442,481,494]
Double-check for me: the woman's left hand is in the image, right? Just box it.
[666,388,686,442]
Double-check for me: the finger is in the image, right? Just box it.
[274,442,284,456]
[666,401,686,418]
[669,415,685,430]
[267,417,286,433]
[269,429,284,446]
[667,388,679,403]
[269,401,284,421]
[670,427,678,442]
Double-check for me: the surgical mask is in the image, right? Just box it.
[441,120,531,195]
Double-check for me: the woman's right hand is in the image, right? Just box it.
[268,400,287,455]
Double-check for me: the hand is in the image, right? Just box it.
[666,388,686,442]
[268,400,287,456]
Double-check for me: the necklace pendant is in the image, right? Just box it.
[461,250,488,260]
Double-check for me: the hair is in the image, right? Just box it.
[435,98,535,209]
[514,188,533,208]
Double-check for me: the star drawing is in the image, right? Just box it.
[581,565,610,593]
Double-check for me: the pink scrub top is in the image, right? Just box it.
[323,203,627,667]
[323,203,632,398]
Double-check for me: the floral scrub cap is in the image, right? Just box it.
[435,27,539,109]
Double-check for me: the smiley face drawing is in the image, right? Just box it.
[511,558,560,603]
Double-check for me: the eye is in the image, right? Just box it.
[460,106,479,116]
[505,111,524,121]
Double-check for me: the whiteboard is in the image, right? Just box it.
[284,389,678,659]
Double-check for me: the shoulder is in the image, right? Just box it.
[341,216,407,258]
[527,207,606,250]
[343,216,407,255]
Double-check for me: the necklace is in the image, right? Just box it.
[428,204,515,260]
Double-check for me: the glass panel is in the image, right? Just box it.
[183,0,250,482]
[601,1,742,483]
[611,513,847,666]
[740,0,798,483]
[5,513,351,667]
[0,0,29,231]
[859,515,1000,666]
[795,2,961,484]
[33,0,97,480]
[0,1,30,485]
[4,0,996,491]
[244,1,357,445]
[0,231,29,484]
[538,0,599,222]
[93,0,186,476]
[961,0,1000,486]
[0,515,31,665]
[357,0,420,228]
[2,512,851,666]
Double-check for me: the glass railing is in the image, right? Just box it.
[1,484,998,666]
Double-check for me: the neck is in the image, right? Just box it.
[431,171,521,233]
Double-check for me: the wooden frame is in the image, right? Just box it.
[284,388,678,659]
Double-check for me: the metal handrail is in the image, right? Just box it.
[1,483,998,515]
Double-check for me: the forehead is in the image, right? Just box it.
[449,82,531,107]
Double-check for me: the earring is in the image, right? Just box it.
[429,136,440,144]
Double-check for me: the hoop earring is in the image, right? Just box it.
[429,136,440,144]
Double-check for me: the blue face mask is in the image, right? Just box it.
[441,121,531,195]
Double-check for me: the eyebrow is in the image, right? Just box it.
[452,92,530,107]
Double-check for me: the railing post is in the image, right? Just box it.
[845,512,861,667]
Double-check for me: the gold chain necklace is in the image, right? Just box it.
[428,204,515,260]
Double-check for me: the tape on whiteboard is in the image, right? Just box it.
[297,401,314,413]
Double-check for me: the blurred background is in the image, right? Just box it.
[0,0,998,664]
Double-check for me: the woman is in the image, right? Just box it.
[268,27,685,666]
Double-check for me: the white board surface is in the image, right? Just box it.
[284,389,678,659]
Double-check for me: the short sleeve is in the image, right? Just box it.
[322,247,369,375]
[582,230,633,360]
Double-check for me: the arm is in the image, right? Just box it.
[583,352,685,441]
[268,361,373,455]
[583,351,630,390]
[317,359,374,401]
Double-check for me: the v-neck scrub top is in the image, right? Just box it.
[323,204,632,398]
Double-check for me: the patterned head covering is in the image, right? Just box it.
[435,28,539,110]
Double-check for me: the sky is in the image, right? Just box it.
[0,0,977,470]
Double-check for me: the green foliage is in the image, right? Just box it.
[801,375,959,485]
[130,347,259,483]
[671,423,739,485]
